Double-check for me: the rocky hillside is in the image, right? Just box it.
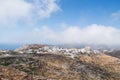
[0,44,120,80]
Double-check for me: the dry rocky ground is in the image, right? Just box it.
[0,45,120,80]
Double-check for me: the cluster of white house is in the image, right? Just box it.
[0,46,113,58]
[16,46,102,58]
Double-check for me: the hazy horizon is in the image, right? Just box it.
[0,43,120,50]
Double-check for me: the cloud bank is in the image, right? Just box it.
[21,24,120,46]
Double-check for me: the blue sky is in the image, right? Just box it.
[58,0,120,27]
[0,0,120,46]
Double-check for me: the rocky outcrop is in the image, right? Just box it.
[15,44,45,52]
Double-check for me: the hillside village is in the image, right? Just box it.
[0,44,119,80]
[14,44,107,58]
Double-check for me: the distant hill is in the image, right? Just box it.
[105,50,120,59]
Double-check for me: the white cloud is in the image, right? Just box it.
[111,11,120,21]
[0,0,60,27]
[32,0,60,18]
[0,0,31,26]
[23,24,120,46]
